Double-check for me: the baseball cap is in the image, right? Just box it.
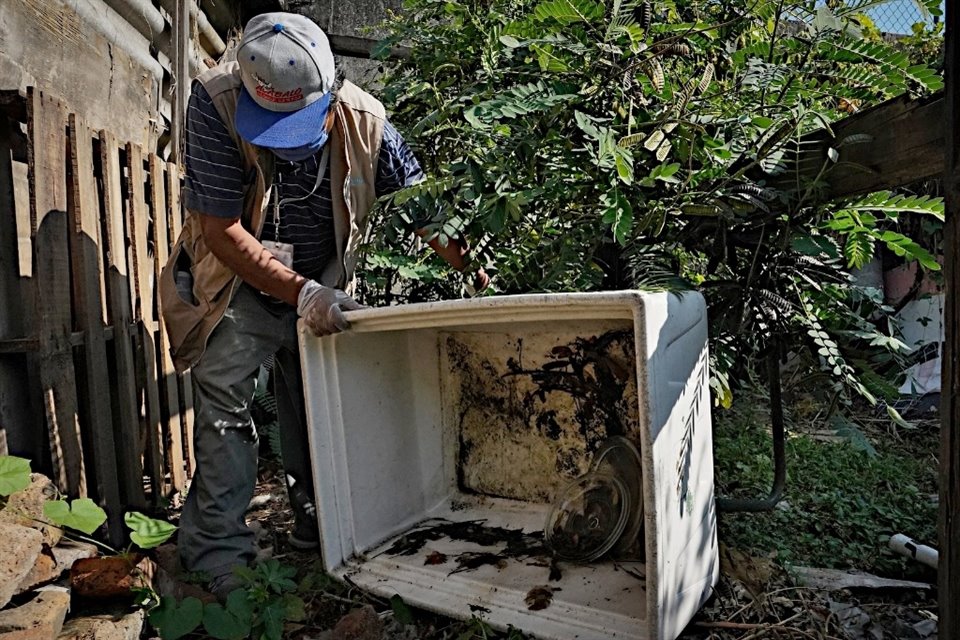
[235,12,336,149]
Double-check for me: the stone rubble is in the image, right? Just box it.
[0,474,144,640]
[0,523,43,609]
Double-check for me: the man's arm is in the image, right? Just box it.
[197,214,306,306]
[377,121,490,291]
[416,230,490,290]
[183,83,307,303]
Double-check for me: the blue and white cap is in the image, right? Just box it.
[235,12,336,149]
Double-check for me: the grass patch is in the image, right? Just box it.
[713,396,938,577]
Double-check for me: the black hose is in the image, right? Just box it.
[716,348,786,512]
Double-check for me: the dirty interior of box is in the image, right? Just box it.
[306,317,649,639]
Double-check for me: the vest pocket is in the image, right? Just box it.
[159,242,207,362]
[190,248,235,306]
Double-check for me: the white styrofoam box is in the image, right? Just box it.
[299,291,718,640]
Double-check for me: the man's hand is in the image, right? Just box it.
[297,280,364,336]
[464,268,491,296]
[473,268,491,292]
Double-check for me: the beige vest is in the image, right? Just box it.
[159,62,385,371]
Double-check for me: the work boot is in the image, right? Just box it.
[288,517,320,550]
[286,473,319,550]
[208,572,245,604]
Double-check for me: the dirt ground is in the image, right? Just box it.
[193,454,938,640]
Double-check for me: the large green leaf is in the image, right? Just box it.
[878,230,940,271]
[148,596,203,640]
[0,456,31,497]
[391,594,415,625]
[843,230,875,270]
[601,189,634,245]
[202,590,252,640]
[43,498,107,535]
[464,82,576,127]
[259,600,286,640]
[125,511,178,549]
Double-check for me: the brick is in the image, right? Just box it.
[0,524,43,609]
[0,590,71,640]
[0,475,63,547]
[57,609,144,640]
[69,556,148,600]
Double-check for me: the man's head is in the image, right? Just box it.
[235,12,336,155]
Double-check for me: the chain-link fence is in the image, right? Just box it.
[866,0,943,35]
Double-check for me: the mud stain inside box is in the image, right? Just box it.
[441,324,641,503]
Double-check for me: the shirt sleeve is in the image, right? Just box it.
[182,83,246,218]
[375,120,425,198]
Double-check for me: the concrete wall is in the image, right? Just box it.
[0,0,163,149]
[283,0,398,89]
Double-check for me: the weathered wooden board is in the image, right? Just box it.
[12,158,32,279]
[766,91,945,201]
[100,130,146,508]
[165,160,195,478]
[27,87,86,497]
[68,114,123,543]
[940,4,960,638]
[0,108,42,464]
[125,142,165,499]
[149,155,185,491]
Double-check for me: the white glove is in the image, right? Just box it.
[297,280,363,337]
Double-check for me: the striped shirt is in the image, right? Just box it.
[183,83,424,282]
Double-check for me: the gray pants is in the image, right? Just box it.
[179,284,314,579]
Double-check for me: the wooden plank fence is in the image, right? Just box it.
[1,87,193,542]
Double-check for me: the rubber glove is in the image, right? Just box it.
[297,280,363,336]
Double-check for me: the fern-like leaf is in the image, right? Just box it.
[604,0,639,42]
[464,82,577,127]
[843,230,875,270]
[696,63,714,95]
[618,132,646,148]
[844,191,945,221]
[534,0,605,24]
[644,59,665,91]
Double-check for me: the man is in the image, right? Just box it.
[159,11,488,598]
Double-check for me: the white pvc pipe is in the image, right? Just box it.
[100,0,166,43]
[889,534,939,570]
[156,0,226,56]
[195,6,226,56]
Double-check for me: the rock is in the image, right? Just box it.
[332,606,384,640]
[0,524,43,609]
[15,541,98,600]
[15,548,58,594]
[57,609,145,640]
[0,475,63,547]
[0,589,71,639]
[51,541,98,573]
[790,566,932,591]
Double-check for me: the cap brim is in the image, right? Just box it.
[235,87,332,149]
